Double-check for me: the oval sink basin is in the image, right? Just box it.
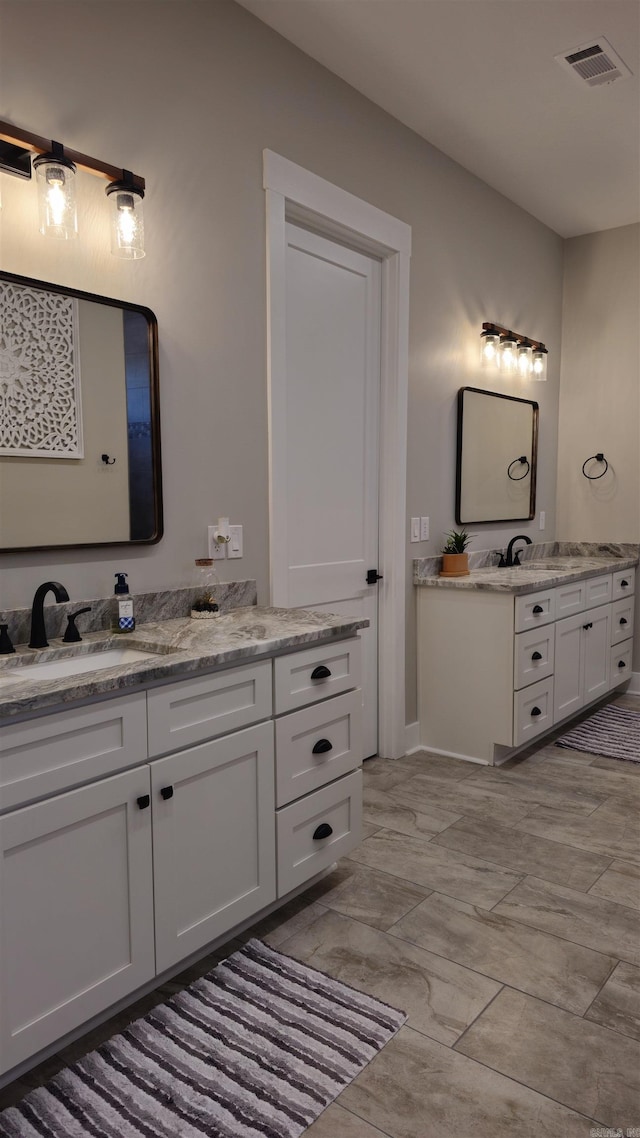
[1,646,159,685]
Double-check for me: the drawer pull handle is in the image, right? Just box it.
[137,794,150,810]
[313,822,333,841]
[311,665,332,680]
[583,622,593,630]
[532,605,544,614]
[531,706,542,717]
[621,579,629,588]
[531,651,543,661]
[312,738,333,755]
[160,785,174,801]
[618,660,627,669]
[620,617,628,625]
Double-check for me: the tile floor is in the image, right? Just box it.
[2,693,639,1137]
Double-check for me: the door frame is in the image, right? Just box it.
[263,150,411,760]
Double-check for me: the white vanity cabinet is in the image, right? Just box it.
[0,633,363,1083]
[417,567,636,765]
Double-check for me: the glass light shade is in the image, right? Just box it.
[480,328,500,367]
[107,183,145,259]
[499,334,518,374]
[517,342,533,378]
[532,345,548,381]
[34,155,78,239]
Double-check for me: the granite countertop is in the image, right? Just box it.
[413,553,638,594]
[0,606,368,721]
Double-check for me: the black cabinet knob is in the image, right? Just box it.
[618,660,626,669]
[532,605,544,614]
[583,622,593,630]
[621,579,629,588]
[311,665,331,680]
[620,617,628,625]
[313,822,333,841]
[531,651,543,661]
[312,738,333,755]
[137,794,150,810]
[531,706,542,717]
[160,786,174,801]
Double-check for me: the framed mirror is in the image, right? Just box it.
[0,271,162,552]
[455,386,538,525]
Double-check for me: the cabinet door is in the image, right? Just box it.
[151,721,276,973]
[554,612,585,722]
[0,767,154,1075]
[583,605,611,703]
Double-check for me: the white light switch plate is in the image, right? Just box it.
[420,516,430,540]
[228,524,243,558]
[410,517,420,543]
[539,510,546,530]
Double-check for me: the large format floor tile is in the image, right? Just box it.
[363,784,462,839]
[278,907,502,1046]
[455,987,640,1128]
[588,858,640,909]
[585,960,640,1041]
[307,860,431,931]
[493,874,640,965]
[339,1024,594,1138]
[348,828,523,907]
[498,754,640,801]
[515,804,640,865]
[461,766,607,814]
[306,1103,391,1136]
[389,890,615,1014]
[387,771,535,826]
[433,815,611,890]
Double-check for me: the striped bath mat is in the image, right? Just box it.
[0,938,406,1138]
[556,704,640,763]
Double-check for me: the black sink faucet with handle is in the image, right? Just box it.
[29,581,70,649]
[498,534,533,568]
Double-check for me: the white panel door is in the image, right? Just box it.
[276,223,381,757]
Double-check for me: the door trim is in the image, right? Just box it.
[263,150,411,760]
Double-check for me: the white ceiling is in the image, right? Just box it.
[237,0,640,237]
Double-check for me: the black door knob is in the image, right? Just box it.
[313,822,333,840]
[160,786,174,800]
[312,738,333,755]
[531,651,543,661]
[311,665,331,680]
[137,794,150,810]
[366,569,383,585]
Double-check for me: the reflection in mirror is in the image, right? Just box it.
[0,272,162,552]
[456,386,538,524]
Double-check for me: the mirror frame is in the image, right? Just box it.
[455,386,538,525]
[0,270,163,553]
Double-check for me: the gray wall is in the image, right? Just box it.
[0,0,564,723]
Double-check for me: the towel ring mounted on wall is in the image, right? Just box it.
[582,453,608,480]
[507,456,530,481]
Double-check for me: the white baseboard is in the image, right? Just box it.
[404,720,421,755]
[628,670,640,695]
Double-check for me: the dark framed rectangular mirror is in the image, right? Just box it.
[0,271,162,552]
[455,386,538,525]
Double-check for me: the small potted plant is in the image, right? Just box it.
[440,529,474,577]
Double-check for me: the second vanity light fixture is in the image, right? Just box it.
[0,120,146,258]
[480,323,548,381]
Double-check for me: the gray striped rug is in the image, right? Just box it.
[556,704,640,763]
[0,938,406,1138]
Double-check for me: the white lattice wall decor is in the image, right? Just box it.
[0,281,84,458]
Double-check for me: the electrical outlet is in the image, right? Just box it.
[410,517,420,543]
[420,516,430,541]
[228,524,243,559]
[208,526,227,559]
[539,510,546,530]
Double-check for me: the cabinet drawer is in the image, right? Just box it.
[515,590,555,632]
[514,627,554,691]
[613,567,635,600]
[555,580,587,619]
[274,638,361,714]
[0,693,147,812]
[584,574,612,608]
[610,641,633,687]
[513,677,554,746]
[275,690,362,807]
[611,596,635,645]
[147,660,272,757]
[276,769,362,896]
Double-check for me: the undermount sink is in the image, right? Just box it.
[0,644,164,686]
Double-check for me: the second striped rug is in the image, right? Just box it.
[0,938,406,1138]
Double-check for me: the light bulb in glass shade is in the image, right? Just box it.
[106,181,145,259]
[34,153,78,239]
[499,333,518,373]
[480,328,500,367]
[532,345,548,380]
[517,342,533,378]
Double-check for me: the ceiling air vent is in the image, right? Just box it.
[555,37,632,87]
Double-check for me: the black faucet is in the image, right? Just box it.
[29,581,70,649]
[499,534,532,568]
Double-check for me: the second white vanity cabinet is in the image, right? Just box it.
[553,603,611,721]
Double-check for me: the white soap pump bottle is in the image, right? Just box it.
[113,572,135,633]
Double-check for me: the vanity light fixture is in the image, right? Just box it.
[480,323,548,381]
[0,119,146,257]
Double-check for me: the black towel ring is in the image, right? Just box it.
[507,456,530,481]
[582,453,608,479]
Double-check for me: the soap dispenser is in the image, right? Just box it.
[112,572,136,633]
